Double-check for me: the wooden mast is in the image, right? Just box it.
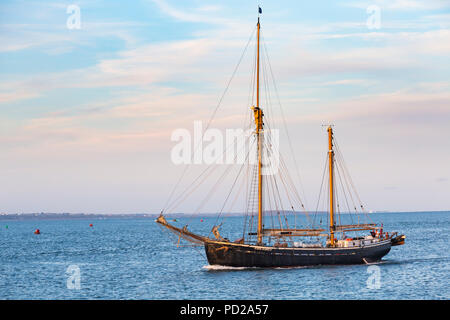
[253,14,264,245]
[257,16,260,110]
[327,126,336,246]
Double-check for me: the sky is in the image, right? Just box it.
[0,0,449,214]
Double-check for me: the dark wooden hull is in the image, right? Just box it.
[204,240,391,267]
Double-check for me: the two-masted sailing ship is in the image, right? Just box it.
[156,8,405,268]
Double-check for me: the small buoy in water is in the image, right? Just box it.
[200,219,203,222]
[5,225,7,229]
[34,229,40,235]
[89,224,93,227]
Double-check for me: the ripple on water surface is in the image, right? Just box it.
[0,212,449,299]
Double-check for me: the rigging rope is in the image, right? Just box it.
[262,35,310,212]
[161,25,257,215]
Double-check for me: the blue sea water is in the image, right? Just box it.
[0,211,449,300]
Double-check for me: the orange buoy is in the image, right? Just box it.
[34,229,40,235]
[89,224,93,227]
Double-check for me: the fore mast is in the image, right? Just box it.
[252,10,264,245]
[252,7,336,247]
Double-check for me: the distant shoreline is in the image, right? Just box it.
[0,211,448,221]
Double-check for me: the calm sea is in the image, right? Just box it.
[0,211,448,300]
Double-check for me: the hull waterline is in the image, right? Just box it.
[205,240,391,267]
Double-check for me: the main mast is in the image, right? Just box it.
[253,12,264,245]
[328,126,336,246]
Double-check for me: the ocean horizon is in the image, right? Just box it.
[1,210,448,220]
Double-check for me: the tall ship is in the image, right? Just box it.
[156,8,405,267]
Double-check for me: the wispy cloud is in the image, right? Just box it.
[150,0,227,24]
[343,0,450,10]
[289,83,450,125]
